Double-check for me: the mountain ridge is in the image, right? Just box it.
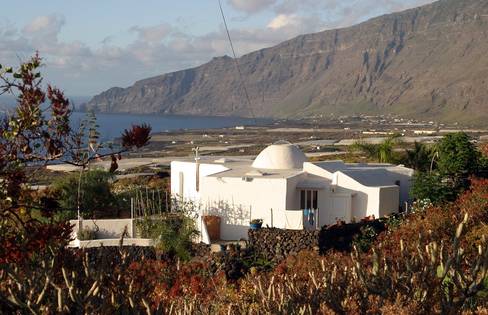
[84,0,488,125]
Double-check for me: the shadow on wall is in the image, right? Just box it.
[204,199,251,240]
[71,219,132,240]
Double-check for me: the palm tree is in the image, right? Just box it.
[405,142,432,172]
[351,134,402,163]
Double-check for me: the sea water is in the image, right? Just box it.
[70,112,268,141]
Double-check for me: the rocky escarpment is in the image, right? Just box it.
[84,0,488,125]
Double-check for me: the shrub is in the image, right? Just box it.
[77,226,97,240]
[352,224,378,252]
[136,215,197,261]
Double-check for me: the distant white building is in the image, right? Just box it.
[171,141,413,241]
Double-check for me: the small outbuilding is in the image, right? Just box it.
[171,142,413,242]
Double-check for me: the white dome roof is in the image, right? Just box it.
[252,142,308,170]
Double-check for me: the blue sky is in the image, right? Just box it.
[0,0,436,96]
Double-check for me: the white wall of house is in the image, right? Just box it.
[334,172,399,219]
[386,167,414,210]
[285,173,308,210]
[170,161,228,201]
[325,192,353,224]
[379,186,401,217]
[200,176,288,240]
[303,162,334,180]
[171,156,410,241]
[285,173,353,228]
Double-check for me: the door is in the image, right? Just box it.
[300,190,318,230]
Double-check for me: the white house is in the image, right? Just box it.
[171,141,413,241]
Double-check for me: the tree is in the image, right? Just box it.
[351,134,402,163]
[53,169,116,219]
[411,133,485,204]
[0,54,71,225]
[0,55,152,224]
[69,110,152,219]
[436,132,480,177]
[405,142,432,172]
[0,55,153,314]
[0,55,151,264]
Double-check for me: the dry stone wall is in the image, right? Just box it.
[248,228,320,261]
[248,221,386,261]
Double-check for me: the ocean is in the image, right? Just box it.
[69,112,269,141]
[1,95,270,141]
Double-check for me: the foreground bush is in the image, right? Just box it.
[1,179,487,314]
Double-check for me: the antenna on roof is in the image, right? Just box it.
[192,146,201,162]
[193,146,201,192]
[218,0,257,123]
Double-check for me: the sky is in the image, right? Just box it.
[0,0,436,96]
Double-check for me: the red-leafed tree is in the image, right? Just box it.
[0,54,151,260]
[122,123,152,149]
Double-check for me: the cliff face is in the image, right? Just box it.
[84,0,488,125]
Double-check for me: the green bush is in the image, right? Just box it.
[411,133,486,205]
[411,172,456,204]
[136,215,197,261]
[436,132,480,176]
[52,169,116,219]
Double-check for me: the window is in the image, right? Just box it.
[300,189,318,209]
[306,190,312,209]
[300,190,306,209]
[313,191,318,209]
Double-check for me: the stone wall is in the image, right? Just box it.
[248,221,386,261]
[248,228,320,261]
[191,243,211,258]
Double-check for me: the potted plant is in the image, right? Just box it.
[250,219,263,230]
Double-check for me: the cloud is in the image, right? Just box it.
[227,0,277,14]
[267,14,301,29]
[23,15,65,39]
[275,0,338,15]
[130,23,173,43]
[0,1,438,95]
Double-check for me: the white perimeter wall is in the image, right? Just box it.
[70,219,134,239]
